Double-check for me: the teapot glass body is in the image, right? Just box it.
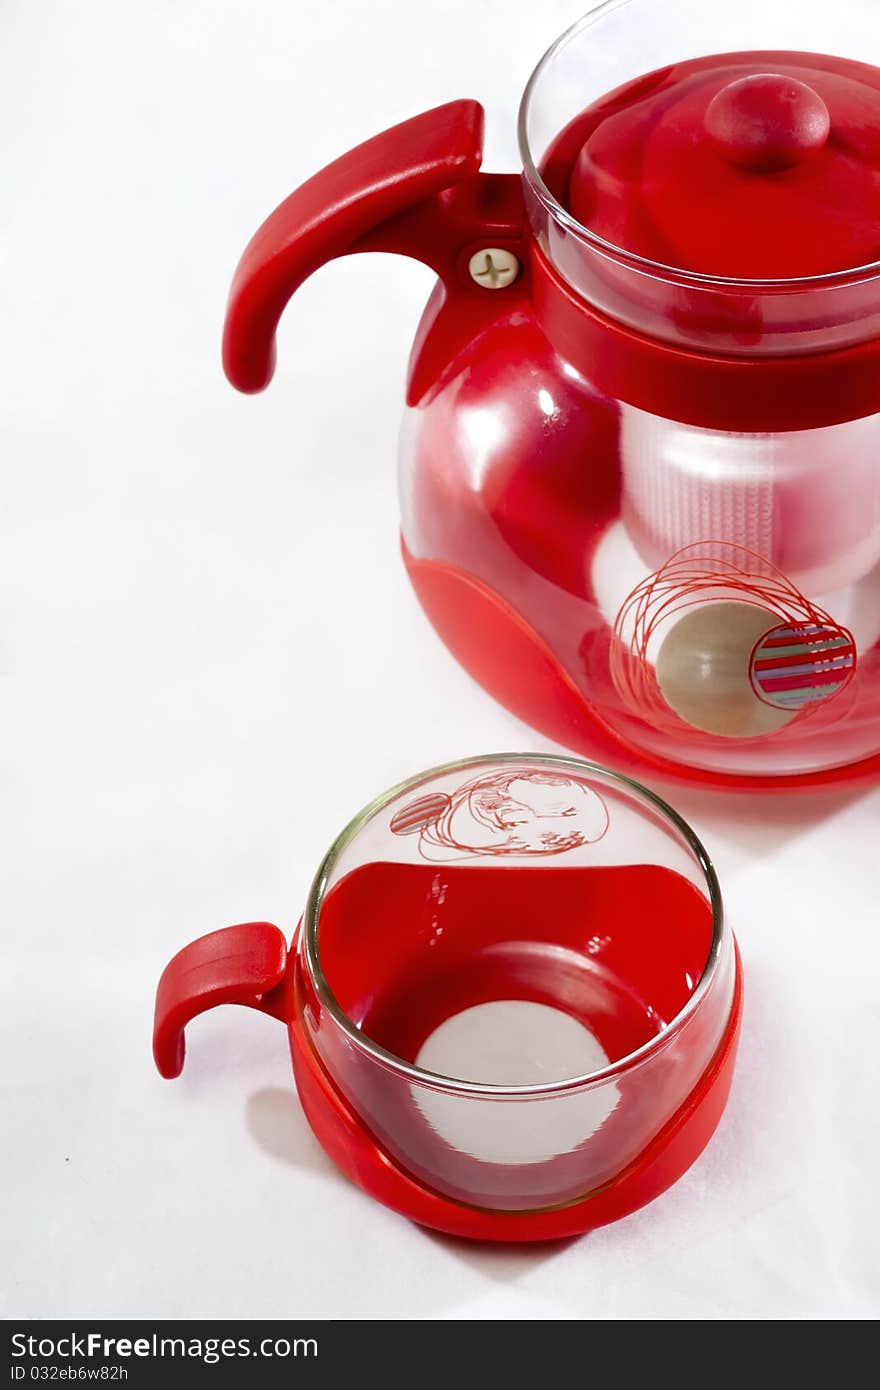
[399,292,880,780]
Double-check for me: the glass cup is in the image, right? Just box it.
[296,753,736,1212]
[154,754,739,1221]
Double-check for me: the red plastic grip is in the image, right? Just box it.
[223,100,485,394]
[153,922,288,1079]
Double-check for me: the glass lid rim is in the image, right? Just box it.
[302,751,727,1099]
[517,0,880,291]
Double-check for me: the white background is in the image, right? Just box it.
[3,0,879,1321]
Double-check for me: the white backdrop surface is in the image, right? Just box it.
[2,0,879,1321]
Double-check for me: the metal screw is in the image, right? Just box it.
[467,247,519,289]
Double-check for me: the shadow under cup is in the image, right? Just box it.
[298,755,735,1213]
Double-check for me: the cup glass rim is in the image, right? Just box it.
[302,752,727,1099]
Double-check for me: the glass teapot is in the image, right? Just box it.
[222,0,880,789]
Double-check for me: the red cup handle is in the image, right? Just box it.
[153,922,288,1079]
[221,100,526,402]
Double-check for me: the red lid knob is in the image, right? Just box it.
[704,73,830,172]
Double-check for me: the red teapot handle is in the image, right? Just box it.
[153,922,288,1079]
[222,100,526,400]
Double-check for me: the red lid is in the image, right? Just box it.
[567,52,880,279]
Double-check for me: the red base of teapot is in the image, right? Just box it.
[402,540,880,792]
[288,946,743,1243]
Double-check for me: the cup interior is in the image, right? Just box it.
[319,857,712,1084]
[308,757,720,1091]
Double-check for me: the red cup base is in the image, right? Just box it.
[287,944,743,1242]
